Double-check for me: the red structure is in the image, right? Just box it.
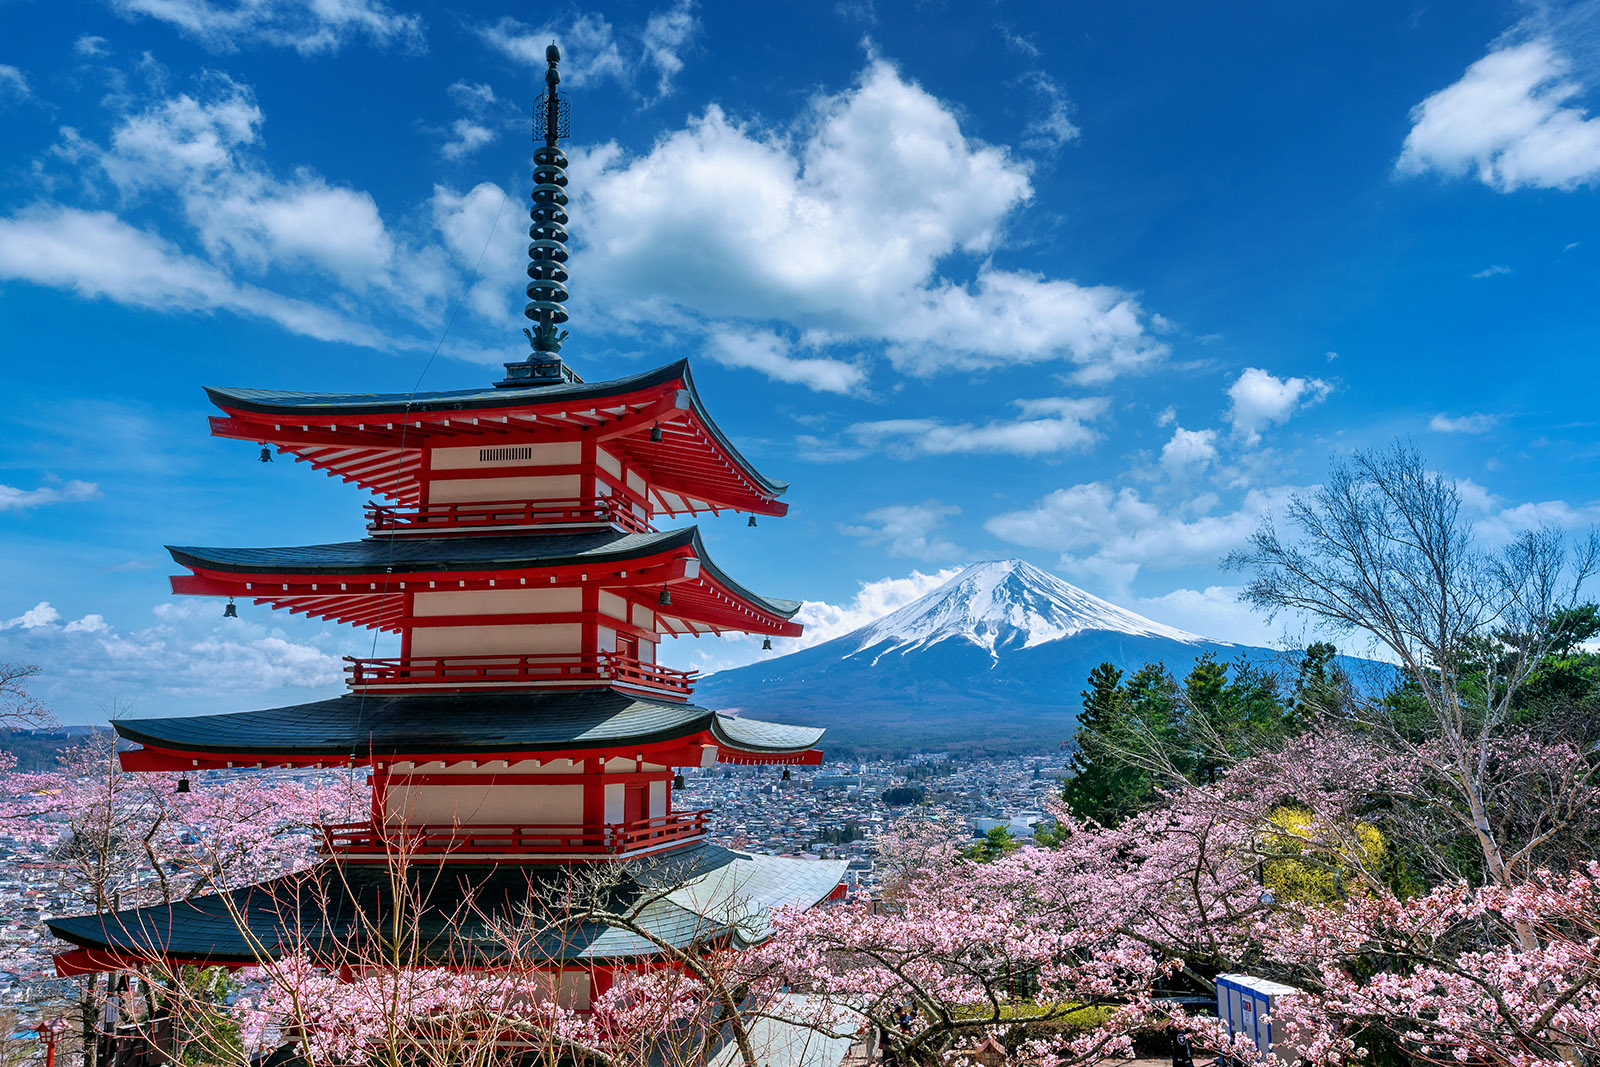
[48,45,845,1023]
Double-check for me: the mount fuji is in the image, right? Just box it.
[698,559,1292,757]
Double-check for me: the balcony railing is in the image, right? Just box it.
[318,810,711,859]
[343,651,697,698]
[365,497,653,535]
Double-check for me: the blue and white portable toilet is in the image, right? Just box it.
[1215,974,1300,1063]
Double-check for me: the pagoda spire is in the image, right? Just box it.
[499,41,575,388]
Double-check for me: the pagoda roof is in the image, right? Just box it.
[206,359,789,515]
[48,844,848,972]
[114,689,824,768]
[167,526,802,635]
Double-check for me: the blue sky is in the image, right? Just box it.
[2,0,1598,723]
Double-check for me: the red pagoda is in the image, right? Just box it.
[48,44,845,1019]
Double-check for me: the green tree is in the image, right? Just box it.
[963,825,1020,862]
[1063,662,1186,823]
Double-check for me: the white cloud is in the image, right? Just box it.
[669,565,962,675]
[477,7,669,95]
[101,80,401,288]
[3,603,63,630]
[842,500,965,561]
[429,181,521,322]
[791,566,964,648]
[0,205,383,346]
[1019,71,1079,151]
[1160,426,1218,475]
[108,0,424,56]
[571,60,1166,380]
[704,327,866,394]
[642,0,698,98]
[1454,477,1600,545]
[985,482,1297,590]
[847,396,1107,457]
[0,600,360,710]
[0,480,101,512]
[1226,366,1331,444]
[1399,39,1600,191]
[75,35,112,56]
[1132,586,1283,648]
[0,65,32,103]
[440,82,500,161]
[1430,412,1499,433]
[1472,264,1512,278]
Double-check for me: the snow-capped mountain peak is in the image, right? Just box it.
[849,559,1208,660]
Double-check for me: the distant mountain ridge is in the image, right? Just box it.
[698,559,1290,758]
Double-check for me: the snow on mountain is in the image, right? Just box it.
[699,558,1259,756]
[847,559,1211,660]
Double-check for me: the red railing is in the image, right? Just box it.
[343,651,697,698]
[318,810,711,858]
[365,497,653,535]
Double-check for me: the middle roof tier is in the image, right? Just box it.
[168,526,801,637]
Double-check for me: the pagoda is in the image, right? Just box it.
[47,44,846,1022]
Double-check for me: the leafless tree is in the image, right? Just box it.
[0,662,52,730]
[1226,442,1600,937]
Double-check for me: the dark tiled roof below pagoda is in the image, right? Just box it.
[167,526,801,619]
[47,844,847,966]
[114,690,825,758]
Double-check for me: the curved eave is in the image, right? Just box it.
[207,360,788,513]
[110,693,824,769]
[47,846,847,974]
[165,527,802,636]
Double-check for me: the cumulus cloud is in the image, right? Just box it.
[704,327,866,394]
[1226,367,1331,445]
[0,72,530,350]
[1453,476,1600,546]
[1399,39,1600,191]
[100,79,402,287]
[0,479,101,512]
[107,0,424,56]
[985,482,1296,590]
[847,396,1108,458]
[0,600,360,715]
[1019,70,1079,151]
[1430,412,1499,433]
[842,500,965,561]
[479,0,697,99]
[75,35,112,57]
[1160,426,1218,475]
[0,205,383,346]
[670,565,962,675]
[571,60,1166,380]
[3,603,63,630]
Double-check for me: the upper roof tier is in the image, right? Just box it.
[167,526,802,636]
[207,360,789,515]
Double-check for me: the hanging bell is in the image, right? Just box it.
[781,767,791,781]
[673,773,686,790]
[258,445,273,463]
[762,637,772,651]
[649,424,663,443]
[175,777,191,794]
[747,514,757,528]
[223,597,238,619]
[658,587,672,606]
